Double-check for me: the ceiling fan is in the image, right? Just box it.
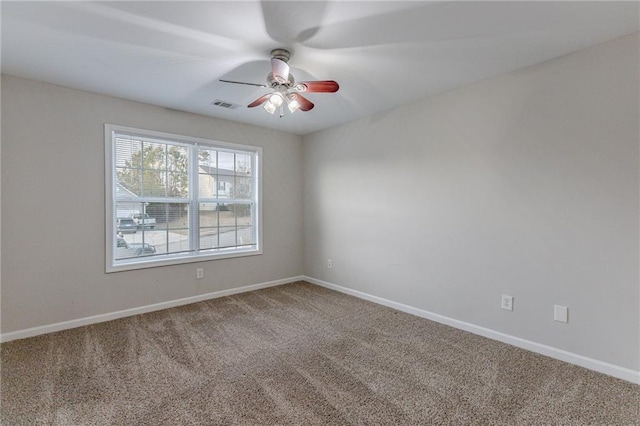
[220,48,339,117]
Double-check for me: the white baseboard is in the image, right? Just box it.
[304,276,640,385]
[0,276,305,343]
[3,274,638,384]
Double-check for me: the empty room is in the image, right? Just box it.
[1,1,638,424]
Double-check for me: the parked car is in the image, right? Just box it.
[116,236,129,248]
[128,243,156,256]
[130,213,156,229]
[116,218,137,234]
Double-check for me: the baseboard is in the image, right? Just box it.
[0,275,306,343]
[4,274,638,384]
[304,276,640,385]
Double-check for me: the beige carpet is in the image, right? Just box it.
[1,281,638,425]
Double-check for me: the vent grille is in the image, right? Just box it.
[211,99,240,110]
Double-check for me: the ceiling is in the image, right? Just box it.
[2,1,638,135]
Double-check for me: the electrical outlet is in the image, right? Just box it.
[196,268,204,279]
[554,305,568,323]
[501,295,514,311]
[327,259,332,269]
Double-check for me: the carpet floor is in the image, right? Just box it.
[1,281,638,425]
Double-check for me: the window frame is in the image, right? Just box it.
[105,124,262,273]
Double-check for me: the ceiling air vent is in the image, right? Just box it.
[211,99,240,110]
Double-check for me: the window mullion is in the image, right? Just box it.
[189,145,200,253]
[252,152,258,247]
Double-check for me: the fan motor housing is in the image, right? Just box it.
[267,72,294,88]
[270,48,291,63]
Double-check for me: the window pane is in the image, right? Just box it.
[167,204,189,231]
[167,146,188,172]
[235,203,252,226]
[217,177,232,199]
[217,226,237,249]
[198,148,216,167]
[235,153,252,176]
[234,204,254,246]
[145,203,166,228]
[233,177,252,198]
[199,204,219,228]
[168,172,189,198]
[116,169,142,197]
[115,137,142,168]
[198,170,216,199]
[141,170,165,197]
[167,204,190,254]
[141,142,166,171]
[199,203,219,249]
[218,151,235,176]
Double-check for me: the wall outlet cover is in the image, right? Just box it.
[501,295,514,311]
[554,305,568,323]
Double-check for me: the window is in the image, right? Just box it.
[105,124,261,272]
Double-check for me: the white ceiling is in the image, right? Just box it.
[2,1,638,135]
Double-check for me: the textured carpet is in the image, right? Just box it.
[1,281,638,425]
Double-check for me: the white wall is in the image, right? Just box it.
[303,34,639,371]
[1,75,304,332]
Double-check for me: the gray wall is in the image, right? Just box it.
[2,34,638,373]
[303,34,639,370]
[1,75,304,332]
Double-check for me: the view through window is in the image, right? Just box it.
[106,125,261,271]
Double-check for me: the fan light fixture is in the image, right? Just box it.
[286,93,301,113]
[263,92,284,114]
[220,48,340,117]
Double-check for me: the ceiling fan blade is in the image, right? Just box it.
[219,79,267,88]
[247,94,271,108]
[294,93,315,112]
[295,80,340,93]
[260,1,329,44]
[271,58,290,83]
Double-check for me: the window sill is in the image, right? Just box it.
[106,247,262,273]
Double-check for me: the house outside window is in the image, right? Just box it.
[105,124,261,272]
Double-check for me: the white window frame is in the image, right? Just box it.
[105,124,262,272]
